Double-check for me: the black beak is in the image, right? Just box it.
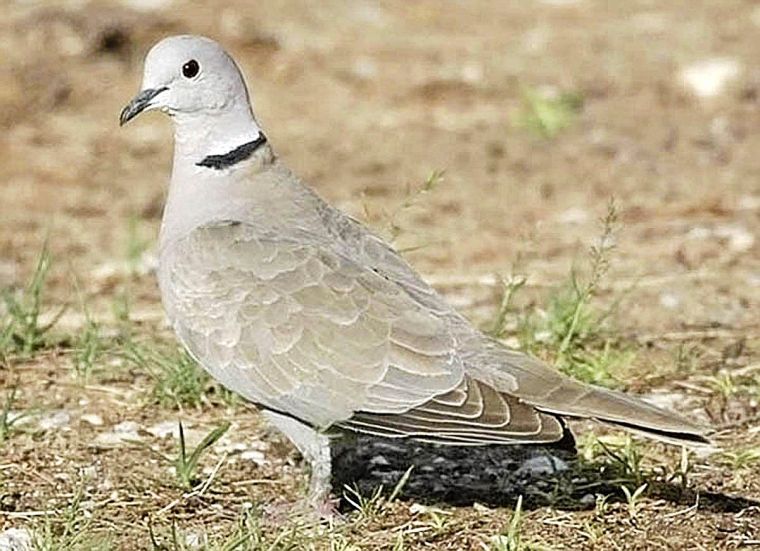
[119,87,168,126]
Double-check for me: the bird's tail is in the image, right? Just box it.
[533,381,712,446]
[468,343,713,447]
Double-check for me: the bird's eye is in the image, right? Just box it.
[182,59,200,79]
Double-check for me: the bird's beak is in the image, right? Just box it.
[119,86,168,126]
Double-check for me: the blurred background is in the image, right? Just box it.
[1,0,758,330]
[0,0,758,548]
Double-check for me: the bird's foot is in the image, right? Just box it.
[263,494,342,525]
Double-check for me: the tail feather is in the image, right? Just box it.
[536,383,712,446]
[463,339,712,447]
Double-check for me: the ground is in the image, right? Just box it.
[1,0,759,549]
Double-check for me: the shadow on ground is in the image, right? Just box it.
[331,435,758,514]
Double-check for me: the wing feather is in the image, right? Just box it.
[162,222,463,427]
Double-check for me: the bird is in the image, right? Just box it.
[120,35,710,509]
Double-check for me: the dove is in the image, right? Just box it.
[120,35,710,508]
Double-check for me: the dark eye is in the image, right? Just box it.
[182,59,200,79]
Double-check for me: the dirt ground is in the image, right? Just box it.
[1,0,759,549]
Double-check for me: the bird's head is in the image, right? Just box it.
[120,35,252,126]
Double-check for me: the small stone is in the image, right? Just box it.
[118,0,173,11]
[680,58,741,98]
[81,413,103,426]
[0,528,31,551]
[114,421,140,434]
[240,449,267,466]
[38,410,71,430]
[539,0,582,5]
[146,420,178,439]
[93,421,141,447]
[516,455,568,476]
[659,292,681,310]
[184,532,201,549]
[351,57,377,80]
[558,207,589,224]
[714,225,754,252]
[369,455,390,467]
[687,226,711,240]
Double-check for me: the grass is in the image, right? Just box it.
[515,86,583,139]
[0,385,33,445]
[173,420,231,490]
[125,214,152,276]
[489,200,634,388]
[487,274,527,340]
[0,245,63,360]
[579,433,648,488]
[620,483,648,521]
[362,169,445,249]
[71,303,107,382]
[719,446,760,470]
[147,509,351,551]
[342,466,413,521]
[489,495,527,551]
[121,338,213,409]
[148,510,267,551]
[30,484,112,551]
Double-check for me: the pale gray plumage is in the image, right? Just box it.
[121,35,710,506]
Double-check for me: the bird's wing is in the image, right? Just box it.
[162,220,465,427]
[337,374,566,445]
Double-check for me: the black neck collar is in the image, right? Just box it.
[196,133,268,170]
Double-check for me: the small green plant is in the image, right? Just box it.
[559,339,634,388]
[673,343,703,375]
[582,434,647,487]
[594,494,610,517]
[487,274,527,339]
[1,245,63,358]
[31,484,111,550]
[148,507,306,550]
[174,420,230,489]
[125,215,152,276]
[342,466,413,520]
[708,372,737,401]
[719,446,760,470]
[414,505,451,536]
[556,200,617,359]
[490,495,536,551]
[515,86,583,139]
[669,447,693,490]
[364,170,445,247]
[620,483,648,521]
[0,385,33,444]
[516,200,630,387]
[123,340,210,409]
[71,298,108,381]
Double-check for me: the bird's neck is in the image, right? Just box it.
[172,104,266,169]
[161,106,276,249]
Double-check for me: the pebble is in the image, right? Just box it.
[118,0,173,11]
[38,410,71,430]
[81,413,104,426]
[93,420,141,447]
[240,449,267,466]
[680,58,741,98]
[659,292,681,310]
[0,528,31,551]
[146,420,178,439]
[558,207,589,224]
[714,225,754,253]
[516,455,569,477]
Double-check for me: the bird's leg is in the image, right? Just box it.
[262,410,336,515]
